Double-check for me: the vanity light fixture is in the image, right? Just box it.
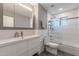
[18,3,32,11]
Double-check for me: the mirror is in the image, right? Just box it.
[3,3,14,27]
[3,3,33,29]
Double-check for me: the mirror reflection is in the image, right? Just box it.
[3,3,33,29]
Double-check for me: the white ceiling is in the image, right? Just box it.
[40,3,79,15]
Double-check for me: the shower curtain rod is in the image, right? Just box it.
[69,17,79,19]
[60,16,79,20]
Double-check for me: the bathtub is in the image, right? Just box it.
[58,43,79,56]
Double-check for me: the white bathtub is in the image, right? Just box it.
[58,43,79,56]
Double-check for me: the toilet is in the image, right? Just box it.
[45,42,59,55]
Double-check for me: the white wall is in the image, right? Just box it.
[54,8,78,18]
[38,4,48,42]
[38,4,47,29]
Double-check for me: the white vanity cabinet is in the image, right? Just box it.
[0,40,29,56]
[0,35,41,56]
[20,36,41,56]
[27,37,41,55]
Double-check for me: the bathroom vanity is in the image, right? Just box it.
[0,35,42,56]
[0,3,47,56]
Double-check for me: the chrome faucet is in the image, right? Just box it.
[14,32,20,37]
[14,31,24,38]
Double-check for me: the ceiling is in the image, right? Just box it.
[40,3,79,15]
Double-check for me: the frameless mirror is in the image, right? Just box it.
[3,3,33,29]
[3,3,14,27]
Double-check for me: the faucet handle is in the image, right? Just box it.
[20,31,23,37]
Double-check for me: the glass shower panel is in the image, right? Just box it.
[48,16,68,43]
[48,18,60,42]
[61,16,68,28]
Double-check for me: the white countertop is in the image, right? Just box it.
[23,35,40,40]
[0,35,40,48]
